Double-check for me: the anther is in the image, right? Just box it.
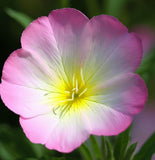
[75,79,78,93]
[79,88,87,97]
[80,68,85,85]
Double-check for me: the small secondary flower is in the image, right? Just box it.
[133,25,155,55]
[0,8,147,153]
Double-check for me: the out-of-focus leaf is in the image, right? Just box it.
[84,0,100,17]
[5,8,33,28]
[114,126,131,160]
[79,143,93,160]
[60,0,70,8]
[123,142,137,160]
[136,50,155,83]
[104,0,127,17]
[16,158,38,160]
[133,133,155,160]
[101,136,107,160]
[105,138,114,160]
[90,135,102,160]
[0,124,38,160]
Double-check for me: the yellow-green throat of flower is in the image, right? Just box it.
[45,68,93,118]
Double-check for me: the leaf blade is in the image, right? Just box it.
[5,8,33,28]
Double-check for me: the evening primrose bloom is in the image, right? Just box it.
[0,8,147,153]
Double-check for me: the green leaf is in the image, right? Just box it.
[104,0,127,17]
[133,133,155,160]
[79,143,93,160]
[5,8,33,28]
[136,50,155,83]
[90,135,102,160]
[123,142,137,160]
[101,136,107,160]
[105,138,114,160]
[0,124,38,160]
[114,126,131,160]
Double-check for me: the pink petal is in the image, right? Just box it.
[131,105,155,151]
[48,8,91,79]
[20,112,89,153]
[2,49,56,88]
[21,16,60,69]
[90,73,147,115]
[83,101,133,136]
[20,114,59,144]
[1,49,57,117]
[84,15,142,83]
[0,81,51,118]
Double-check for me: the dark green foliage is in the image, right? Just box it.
[133,133,155,160]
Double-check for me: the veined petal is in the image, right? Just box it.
[89,73,147,115]
[21,16,61,69]
[83,15,142,84]
[1,49,59,117]
[20,113,59,145]
[0,81,51,118]
[20,111,89,153]
[2,49,57,88]
[48,8,91,81]
[83,102,133,135]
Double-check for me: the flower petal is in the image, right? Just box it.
[20,114,59,144]
[2,49,57,88]
[0,81,50,117]
[83,102,133,135]
[48,8,91,79]
[20,112,89,153]
[83,15,142,83]
[89,73,147,115]
[1,49,58,117]
[21,16,60,69]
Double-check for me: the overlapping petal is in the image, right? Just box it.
[20,111,89,153]
[83,15,142,84]
[21,16,60,69]
[83,102,133,136]
[48,8,91,80]
[88,73,147,115]
[0,81,50,117]
[1,49,58,117]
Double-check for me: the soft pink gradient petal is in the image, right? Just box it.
[131,105,155,151]
[2,49,56,88]
[20,112,89,153]
[20,114,59,145]
[21,16,60,69]
[48,8,91,79]
[90,73,147,115]
[83,15,142,83]
[0,81,51,118]
[0,48,56,117]
[83,102,133,136]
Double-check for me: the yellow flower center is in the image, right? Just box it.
[46,68,91,118]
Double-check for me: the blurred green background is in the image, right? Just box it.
[0,0,155,159]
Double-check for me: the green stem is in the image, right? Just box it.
[79,143,94,160]
[90,135,102,160]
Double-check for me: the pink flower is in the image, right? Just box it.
[0,8,147,153]
[131,104,155,152]
[133,25,155,56]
